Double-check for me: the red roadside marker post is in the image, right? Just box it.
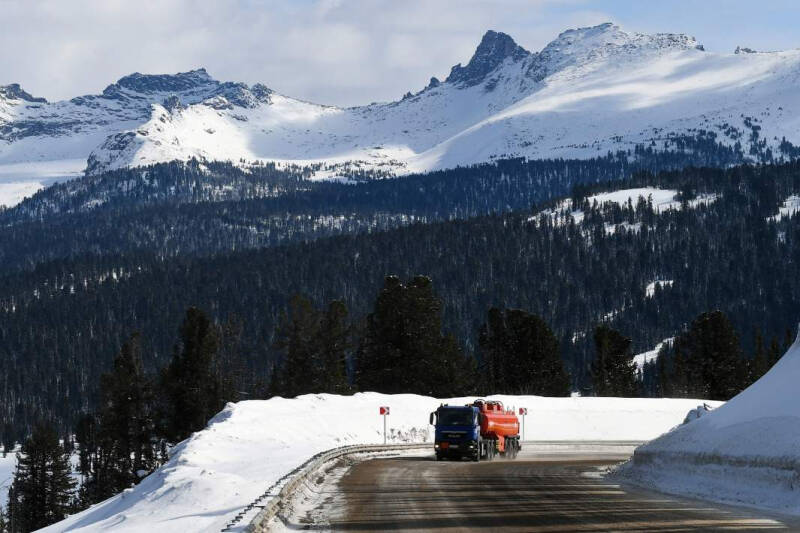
[380,406,390,444]
[519,407,528,441]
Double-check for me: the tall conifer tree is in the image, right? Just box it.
[356,276,474,396]
[8,423,76,532]
[479,307,570,396]
[161,308,222,442]
[592,325,639,397]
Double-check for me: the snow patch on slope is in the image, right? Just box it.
[646,279,674,297]
[633,338,674,371]
[532,187,718,225]
[768,195,800,222]
[0,159,84,207]
[41,393,720,533]
[617,326,800,515]
[0,181,43,208]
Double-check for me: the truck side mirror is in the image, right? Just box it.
[429,412,435,425]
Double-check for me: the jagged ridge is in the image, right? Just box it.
[1,21,799,193]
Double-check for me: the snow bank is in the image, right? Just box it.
[40,393,717,532]
[617,327,800,515]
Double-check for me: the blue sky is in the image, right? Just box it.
[2,0,799,106]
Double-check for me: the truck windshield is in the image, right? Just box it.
[437,409,474,426]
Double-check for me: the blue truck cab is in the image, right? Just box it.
[429,404,481,461]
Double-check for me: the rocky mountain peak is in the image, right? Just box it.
[102,68,216,98]
[162,95,184,112]
[446,30,530,87]
[0,83,47,103]
[526,22,701,81]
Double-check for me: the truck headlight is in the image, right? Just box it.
[434,443,440,449]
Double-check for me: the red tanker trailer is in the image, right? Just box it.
[474,399,520,458]
[430,399,521,461]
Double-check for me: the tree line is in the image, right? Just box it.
[4,160,800,451]
[593,311,789,399]
[0,133,771,274]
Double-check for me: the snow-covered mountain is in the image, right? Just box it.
[3,22,800,187]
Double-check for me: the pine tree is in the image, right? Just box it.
[478,307,507,392]
[267,362,283,398]
[355,276,474,396]
[274,294,323,397]
[4,484,17,533]
[749,330,768,385]
[160,307,222,443]
[672,311,744,400]
[670,344,689,397]
[73,414,100,508]
[478,307,570,396]
[1,424,13,458]
[784,328,795,352]
[80,334,158,503]
[215,316,249,403]
[317,300,352,394]
[768,336,782,368]
[591,325,639,397]
[656,344,670,397]
[8,423,76,532]
[74,414,97,481]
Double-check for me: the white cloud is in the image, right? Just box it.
[0,0,617,106]
[7,0,800,107]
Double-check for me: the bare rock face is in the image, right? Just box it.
[0,83,47,103]
[446,30,530,87]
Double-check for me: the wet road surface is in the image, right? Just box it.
[317,451,796,532]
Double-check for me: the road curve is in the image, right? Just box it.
[295,448,797,532]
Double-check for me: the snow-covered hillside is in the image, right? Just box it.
[39,393,718,533]
[532,187,718,228]
[617,326,800,515]
[4,22,800,206]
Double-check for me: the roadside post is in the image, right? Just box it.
[519,407,527,441]
[380,406,390,444]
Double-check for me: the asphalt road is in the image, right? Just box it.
[301,448,797,532]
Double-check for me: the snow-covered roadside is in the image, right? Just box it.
[614,328,800,516]
[40,393,719,533]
